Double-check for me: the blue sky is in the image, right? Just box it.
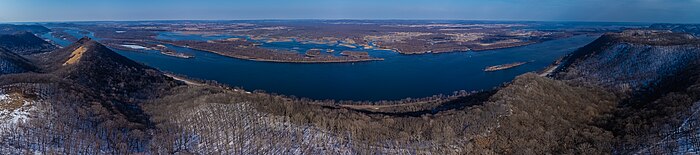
[1,0,699,23]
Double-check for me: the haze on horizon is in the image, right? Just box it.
[1,0,700,23]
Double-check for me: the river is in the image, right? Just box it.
[43,29,598,101]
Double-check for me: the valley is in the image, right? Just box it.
[36,21,616,101]
[1,22,700,154]
[4,0,700,154]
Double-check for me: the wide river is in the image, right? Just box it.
[43,30,598,101]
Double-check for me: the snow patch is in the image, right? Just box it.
[1,92,36,133]
[0,94,7,101]
[2,101,32,124]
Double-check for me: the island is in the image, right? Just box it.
[160,49,194,59]
[340,51,372,58]
[305,49,322,57]
[484,62,527,72]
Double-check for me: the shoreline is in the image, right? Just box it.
[387,36,576,55]
[164,72,478,106]
[381,41,537,55]
[392,40,541,55]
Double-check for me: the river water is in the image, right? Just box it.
[43,29,598,101]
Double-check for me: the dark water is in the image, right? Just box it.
[44,29,598,101]
[41,32,71,47]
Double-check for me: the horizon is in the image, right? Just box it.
[0,19,662,25]
[2,0,700,23]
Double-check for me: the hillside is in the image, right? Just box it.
[0,24,50,35]
[555,30,700,94]
[137,72,619,154]
[38,37,180,99]
[1,38,182,154]
[0,48,36,75]
[555,30,700,154]
[0,32,56,55]
[650,23,700,36]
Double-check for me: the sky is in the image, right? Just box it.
[1,0,699,23]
